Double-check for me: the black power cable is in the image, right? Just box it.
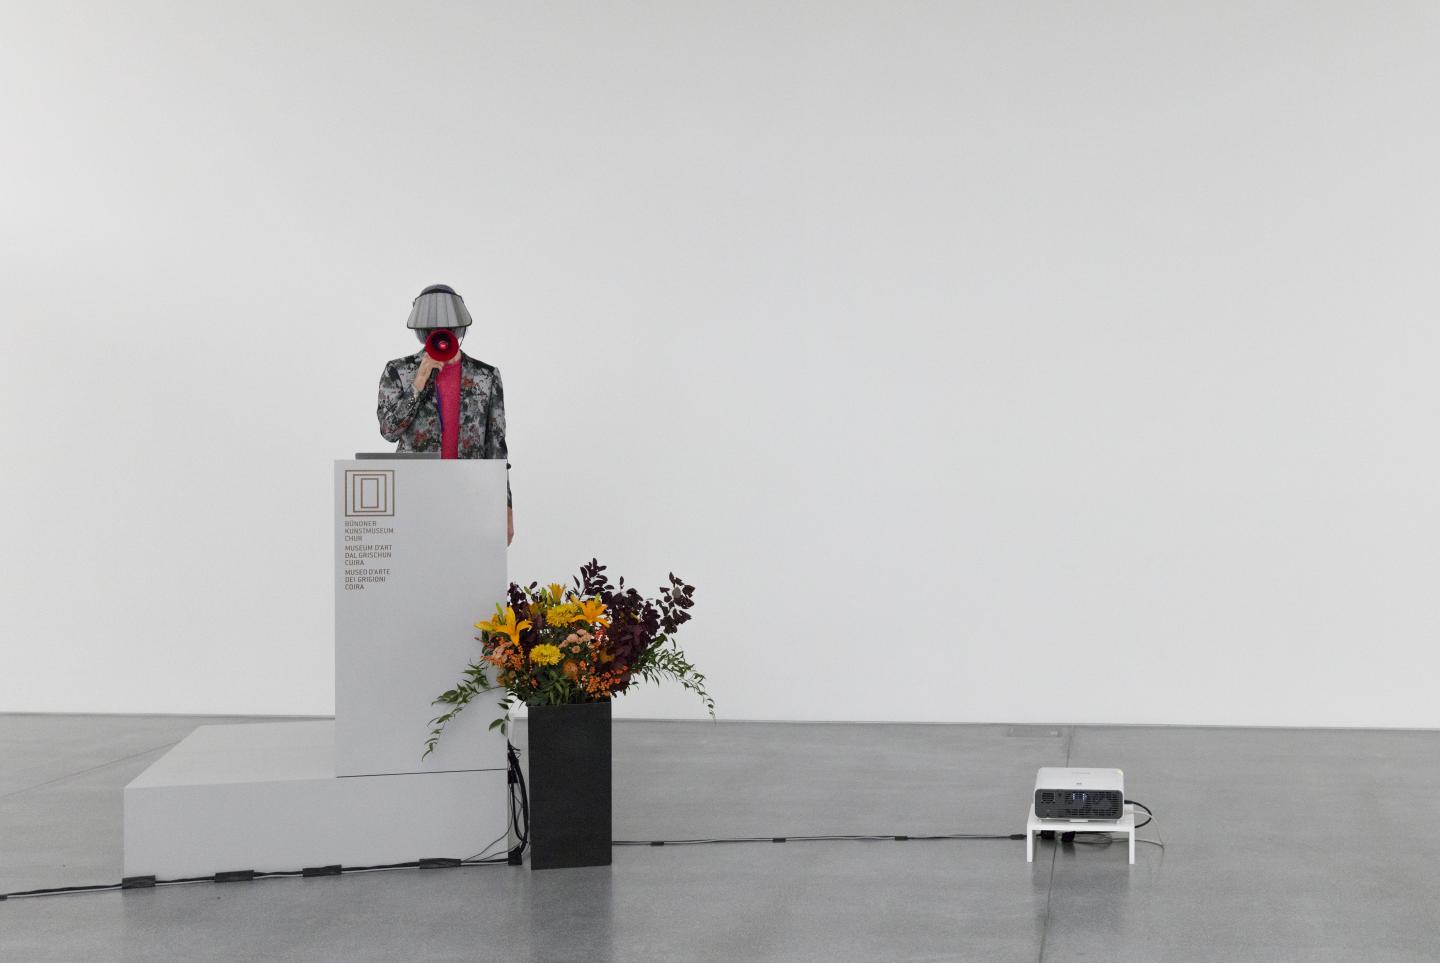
[1,742,532,902]
[1062,798,1163,849]
[615,833,1026,846]
[0,764,1158,901]
[0,835,1020,899]
[1126,798,1153,829]
[505,741,530,865]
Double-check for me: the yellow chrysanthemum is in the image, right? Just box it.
[529,644,563,666]
[573,598,610,627]
[546,602,580,626]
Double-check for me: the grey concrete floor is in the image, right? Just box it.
[1,715,1438,962]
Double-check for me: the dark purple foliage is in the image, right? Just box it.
[571,559,695,692]
[507,581,541,654]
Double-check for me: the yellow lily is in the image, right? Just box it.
[475,605,533,646]
[573,598,610,627]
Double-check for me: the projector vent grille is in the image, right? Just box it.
[1034,789,1123,821]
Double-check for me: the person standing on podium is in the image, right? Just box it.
[376,283,514,545]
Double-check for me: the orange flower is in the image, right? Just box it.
[573,598,610,627]
[582,666,626,696]
[476,606,533,648]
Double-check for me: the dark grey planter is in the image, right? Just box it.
[527,700,612,870]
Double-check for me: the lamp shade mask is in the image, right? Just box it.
[406,283,473,330]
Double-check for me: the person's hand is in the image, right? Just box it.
[507,506,514,546]
[412,355,444,392]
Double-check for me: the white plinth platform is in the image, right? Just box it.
[1025,803,1137,865]
[124,720,507,879]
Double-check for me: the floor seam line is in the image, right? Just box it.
[1038,725,1076,963]
[0,740,183,801]
[1038,843,1057,962]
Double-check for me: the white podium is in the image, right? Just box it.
[123,458,511,879]
[334,458,510,776]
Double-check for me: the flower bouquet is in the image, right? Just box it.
[424,559,712,869]
[423,558,713,758]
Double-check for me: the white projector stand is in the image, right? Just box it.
[1025,803,1138,865]
[123,459,511,880]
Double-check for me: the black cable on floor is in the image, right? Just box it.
[0,855,514,901]
[2,743,532,902]
[0,768,1159,900]
[1,834,1023,899]
[614,833,1027,846]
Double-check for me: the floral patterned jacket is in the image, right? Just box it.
[376,350,512,506]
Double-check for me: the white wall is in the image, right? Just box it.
[3,0,1437,727]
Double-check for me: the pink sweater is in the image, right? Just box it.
[435,360,462,459]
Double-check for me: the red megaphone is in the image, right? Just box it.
[425,328,459,363]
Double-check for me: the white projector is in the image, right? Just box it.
[1033,767,1124,821]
